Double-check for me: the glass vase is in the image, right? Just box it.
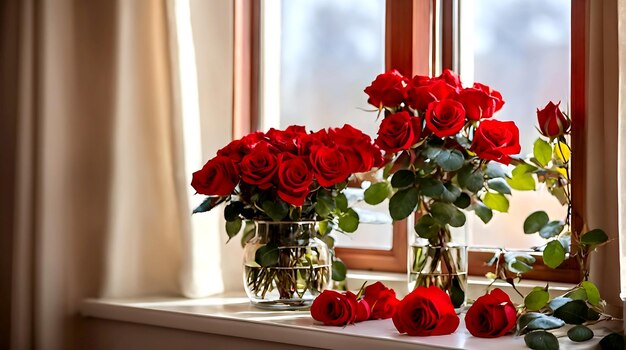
[243,221,332,310]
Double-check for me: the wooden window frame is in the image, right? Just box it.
[234,0,588,282]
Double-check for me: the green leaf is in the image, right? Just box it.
[419,178,445,197]
[225,218,242,241]
[430,202,466,228]
[507,172,536,191]
[486,162,508,178]
[553,141,571,163]
[414,214,440,239]
[458,166,484,193]
[553,300,590,325]
[474,202,493,224]
[391,170,416,188]
[389,187,419,220]
[338,208,359,233]
[193,196,226,214]
[435,149,465,171]
[539,221,565,239]
[513,163,539,176]
[487,178,512,195]
[581,281,601,306]
[254,242,279,267]
[524,211,550,234]
[240,220,256,247]
[534,139,553,166]
[262,200,289,221]
[580,229,608,246]
[364,182,391,205]
[525,290,550,310]
[224,201,243,221]
[518,312,565,333]
[564,287,588,301]
[335,193,348,212]
[483,192,510,212]
[315,193,335,217]
[453,192,471,209]
[548,297,572,311]
[524,331,560,350]
[509,260,533,274]
[441,183,462,203]
[567,325,594,342]
[318,220,331,235]
[450,276,465,308]
[599,333,625,350]
[332,260,347,281]
[423,146,443,160]
[543,240,566,269]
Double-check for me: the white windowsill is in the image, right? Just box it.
[80,292,621,350]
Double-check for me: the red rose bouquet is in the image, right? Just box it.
[192,124,383,302]
[362,69,521,307]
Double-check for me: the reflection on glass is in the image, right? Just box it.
[279,0,390,249]
[460,0,570,249]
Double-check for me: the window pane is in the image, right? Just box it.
[278,0,390,249]
[460,0,570,249]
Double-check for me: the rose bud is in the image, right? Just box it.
[310,290,358,326]
[191,155,239,196]
[425,99,466,138]
[537,101,571,138]
[470,119,521,165]
[363,282,400,319]
[375,111,422,153]
[392,286,460,336]
[464,288,517,338]
[364,69,409,109]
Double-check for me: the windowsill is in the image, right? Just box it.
[80,280,622,350]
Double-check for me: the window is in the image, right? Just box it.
[236,0,586,281]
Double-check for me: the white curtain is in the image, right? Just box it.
[4,0,237,349]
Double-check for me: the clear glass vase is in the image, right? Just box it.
[243,221,332,310]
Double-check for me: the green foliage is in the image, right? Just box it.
[524,211,550,234]
[193,196,226,214]
[262,200,289,221]
[473,202,493,224]
[534,138,553,166]
[338,208,359,233]
[315,191,336,217]
[457,166,484,193]
[580,229,608,247]
[599,333,625,350]
[441,183,461,203]
[518,312,565,334]
[567,325,594,342]
[564,287,588,301]
[538,221,565,239]
[505,252,536,274]
[548,297,572,311]
[453,192,471,209]
[435,149,465,171]
[225,218,242,242]
[487,178,512,195]
[581,281,601,306]
[331,260,347,281]
[364,182,391,205]
[553,300,591,325]
[483,192,510,212]
[430,202,466,228]
[524,331,560,350]
[414,215,440,239]
[419,178,445,197]
[240,220,256,247]
[391,170,416,188]
[255,242,279,267]
[525,289,550,310]
[335,193,348,212]
[553,141,571,164]
[543,240,566,269]
[224,201,243,221]
[507,163,537,191]
[389,187,419,220]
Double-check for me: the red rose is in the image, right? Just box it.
[329,124,383,173]
[473,82,504,112]
[356,299,371,322]
[239,143,278,189]
[464,288,517,338]
[439,69,463,91]
[537,101,570,138]
[276,153,313,206]
[191,156,239,196]
[425,99,466,138]
[470,119,521,165]
[363,282,400,319]
[364,69,409,108]
[392,286,460,336]
[310,290,358,326]
[375,111,422,153]
[455,87,498,121]
[217,132,266,162]
[267,125,307,152]
[309,144,351,187]
[407,77,456,112]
